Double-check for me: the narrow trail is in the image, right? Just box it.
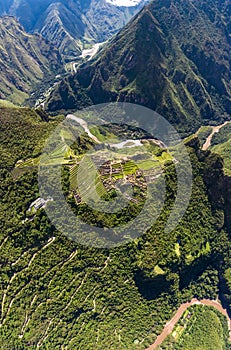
[35,275,89,348]
[36,319,53,348]
[34,256,110,346]
[18,293,38,337]
[202,121,230,151]
[0,236,8,250]
[146,298,231,350]
[19,313,31,338]
[0,237,55,326]
[47,250,78,288]
[18,251,78,338]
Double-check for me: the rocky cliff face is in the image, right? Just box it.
[47,0,231,134]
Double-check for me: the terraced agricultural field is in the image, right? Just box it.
[137,159,159,171]
[122,160,138,175]
[77,155,108,202]
[70,164,79,190]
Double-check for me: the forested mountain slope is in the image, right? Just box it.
[47,0,231,134]
[1,105,231,349]
[1,0,231,348]
[0,0,149,61]
[0,16,63,104]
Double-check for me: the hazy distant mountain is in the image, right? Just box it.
[0,16,63,104]
[47,0,231,133]
[0,0,149,61]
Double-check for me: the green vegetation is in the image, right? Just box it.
[1,106,231,349]
[196,126,213,147]
[210,124,231,175]
[1,0,231,348]
[0,1,145,62]
[47,0,231,135]
[90,126,117,143]
[0,99,19,108]
[0,16,63,105]
[161,305,230,349]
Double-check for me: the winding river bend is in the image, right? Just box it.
[146,298,231,350]
[66,114,167,149]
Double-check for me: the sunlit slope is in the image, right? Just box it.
[0,16,63,104]
[1,106,231,348]
[47,0,231,134]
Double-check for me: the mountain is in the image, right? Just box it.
[0,16,63,104]
[1,103,231,349]
[46,0,231,134]
[210,122,231,176]
[2,1,231,349]
[0,0,149,61]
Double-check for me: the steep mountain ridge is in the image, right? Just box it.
[0,16,63,104]
[1,104,231,349]
[1,1,231,348]
[47,0,231,134]
[35,2,86,58]
[0,0,149,61]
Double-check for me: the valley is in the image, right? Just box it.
[0,0,149,61]
[0,1,150,105]
[0,0,231,349]
[0,16,63,104]
[46,0,231,134]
